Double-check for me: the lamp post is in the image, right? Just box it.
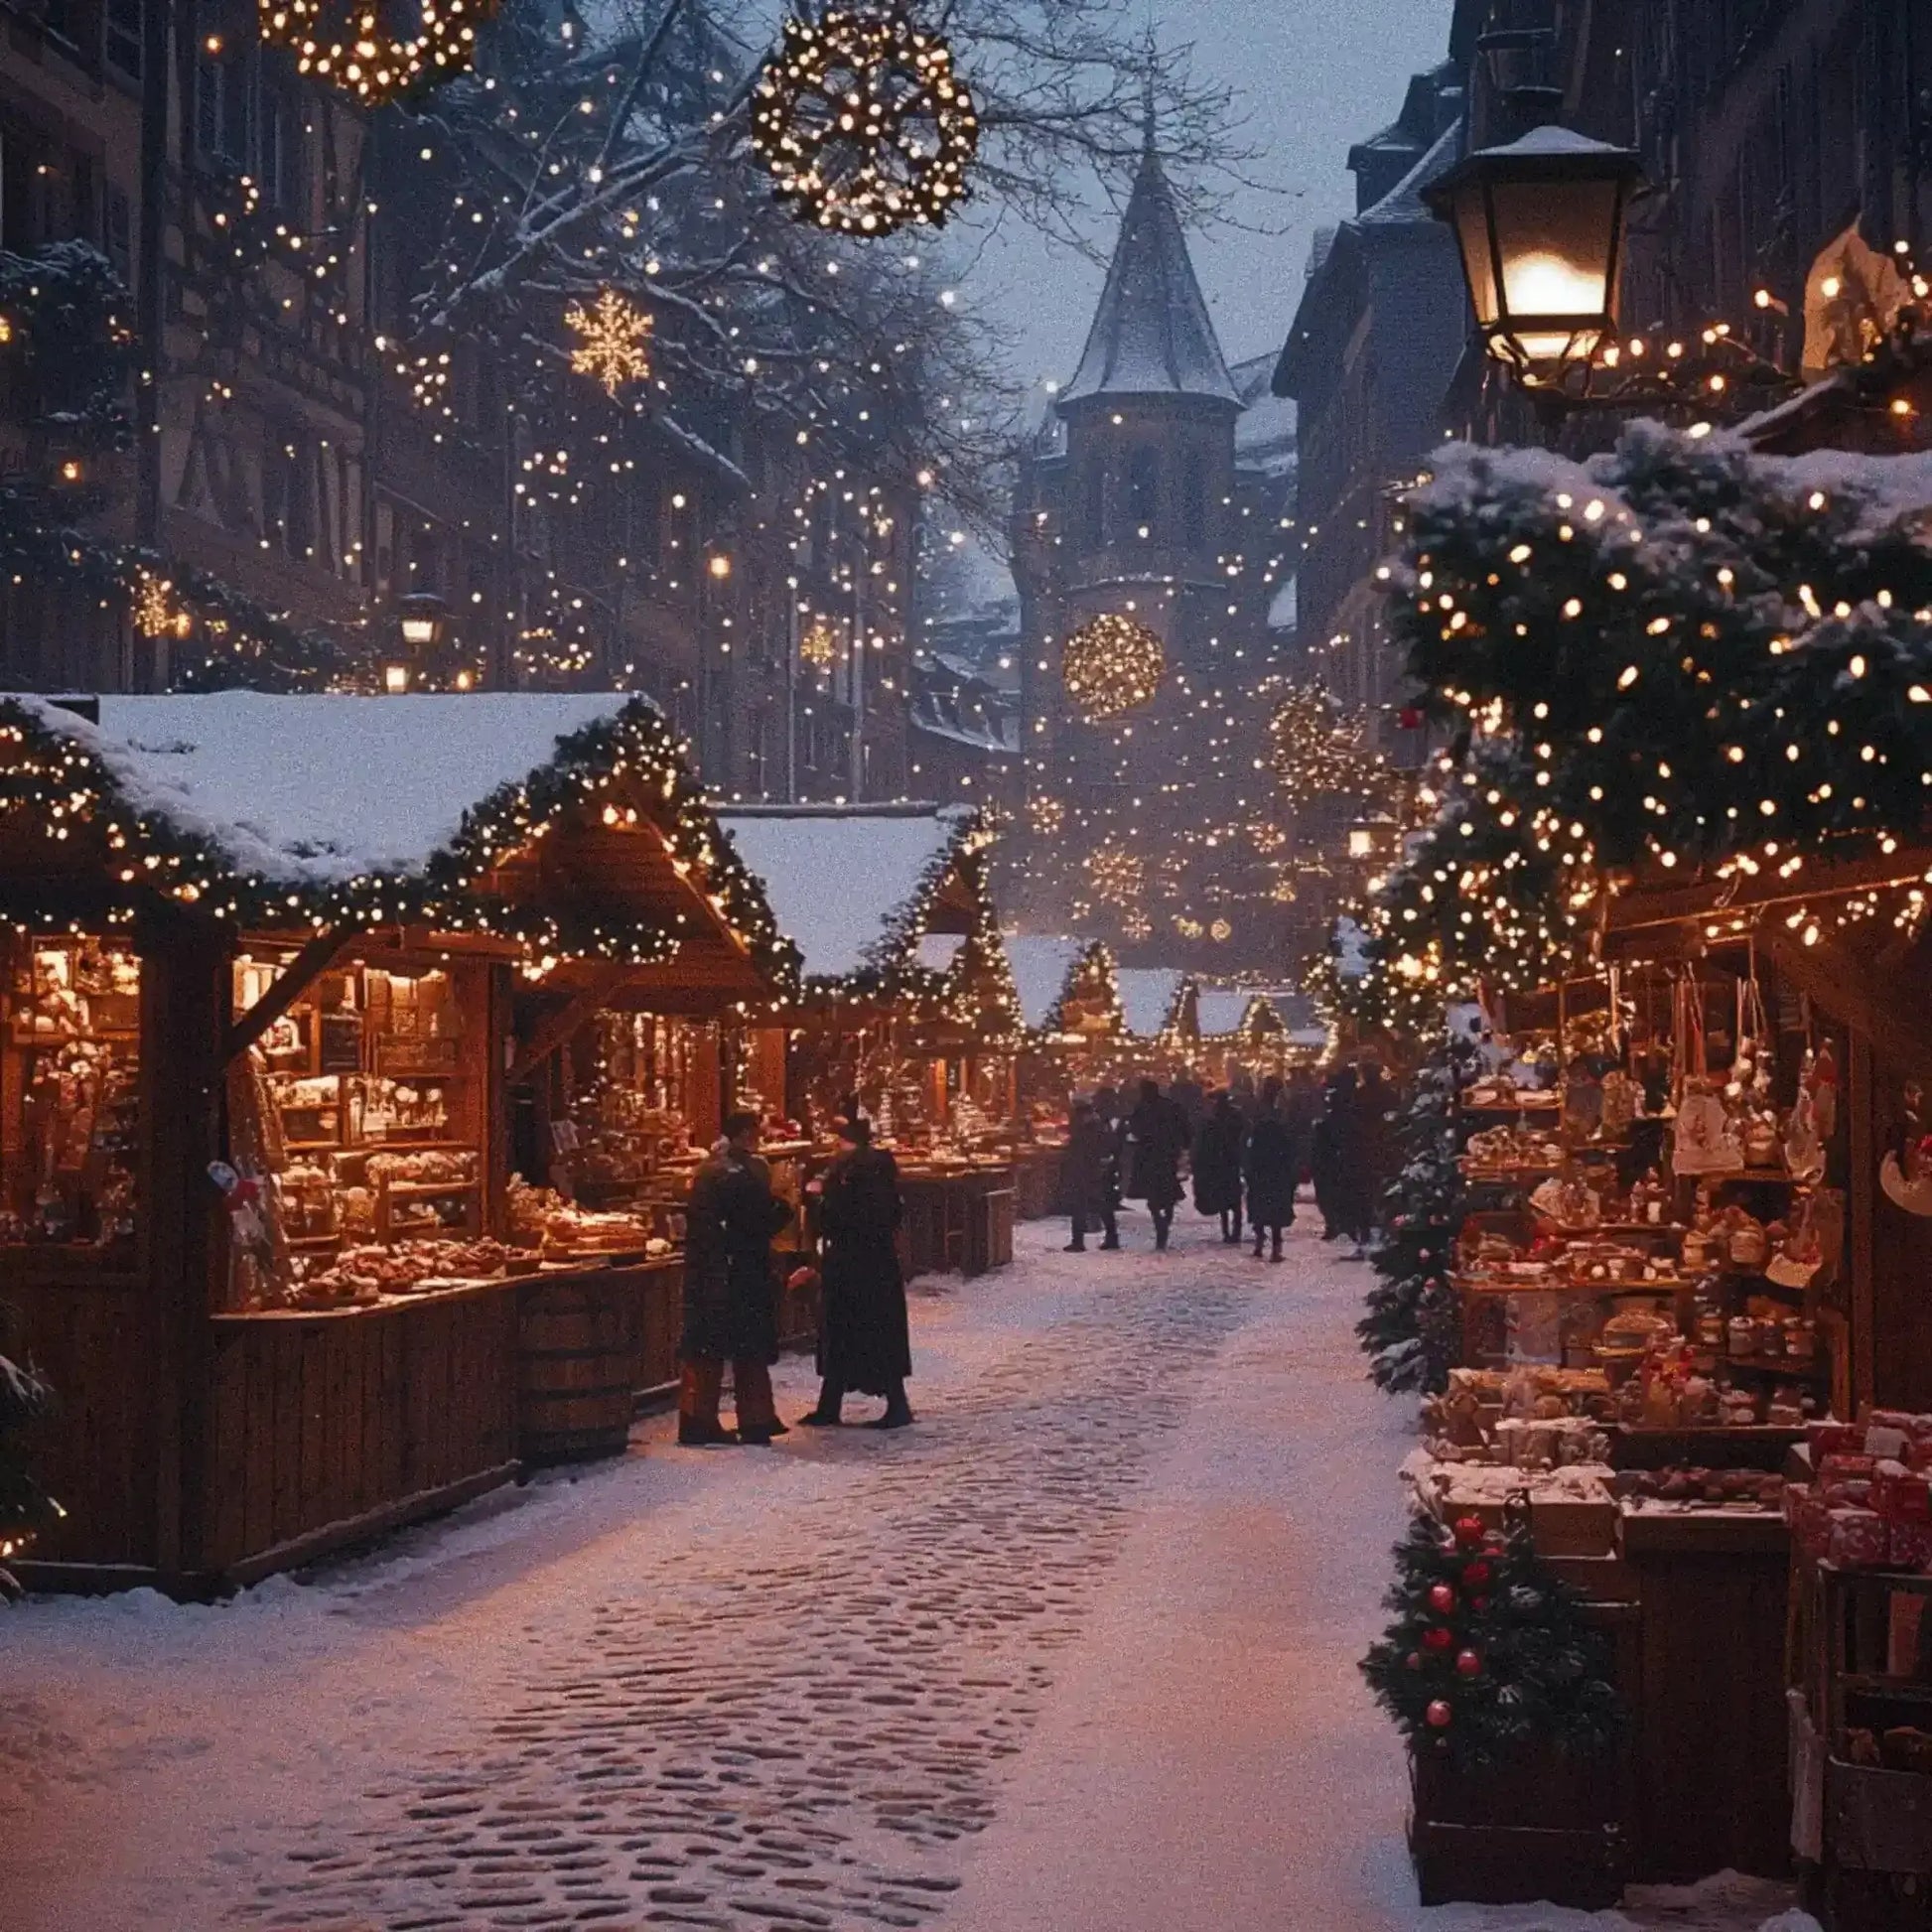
[1423,124,1646,392]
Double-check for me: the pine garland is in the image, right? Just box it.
[1358,1034,1471,1394]
[1339,423,1932,1033]
[1362,1510,1621,1774]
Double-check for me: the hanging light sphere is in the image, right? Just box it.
[1423,126,1646,384]
[751,10,980,238]
[1061,613,1166,722]
[257,0,501,106]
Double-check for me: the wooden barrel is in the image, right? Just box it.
[516,1275,640,1464]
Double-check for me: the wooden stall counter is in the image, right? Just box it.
[204,1278,520,1587]
[897,1163,1015,1280]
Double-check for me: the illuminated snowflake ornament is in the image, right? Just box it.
[566,289,654,397]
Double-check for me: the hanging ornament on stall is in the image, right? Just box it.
[751,8,980,237]
[257,0,500,105]
[1061,613,1165,722]
[565,289,654,398]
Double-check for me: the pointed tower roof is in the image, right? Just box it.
[1056,115,1241,412]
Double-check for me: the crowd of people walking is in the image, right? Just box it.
[1063,1059,1397,1263]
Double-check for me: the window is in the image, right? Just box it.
[1182,452,1208,548]
[1126,448,1160,530]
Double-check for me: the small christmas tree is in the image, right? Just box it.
[0,1306,61,1600]
[1362,1511,1620,1774]
[1357,1034,1472,1393]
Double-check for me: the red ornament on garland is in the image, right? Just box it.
[1470,1595,1489,1612]
[1426,1700,1453,1728]
[1405,1651,1422,1672]
[1455,1648,1483,1677]
[1452,1515,1486,1547]
[1462,1560,1491,1589]
[1428,1583,1457,1613]
[1421,1626,1454,1653]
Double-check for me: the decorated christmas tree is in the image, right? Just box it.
[0,1307,60,1599]
[1357,1034,1472,1394]
[1362,1510,1620,1773]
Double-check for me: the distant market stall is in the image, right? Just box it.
[1,692,792,1593]
[719,803,1024,1277]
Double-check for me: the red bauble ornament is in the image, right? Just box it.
[1452,1515,1486,1548]
[1462,1560,1491,1589]
[1455,1648,1482,1678]
[1426,1700,1452,1728]
[1421,1626,1454,1652]
[1397,706,1425,731]
[1405,1651,1422,1672]
[1470,1595,1489,1612]
[1428,1583,1456,1613]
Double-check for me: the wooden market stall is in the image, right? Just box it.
[1,691,790,1593]
[717,803,1024,1278]
[1195,988,1293,1088]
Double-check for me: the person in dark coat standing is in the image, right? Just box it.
[1171,1071,1207,1140]
[1352,1057,1397,1260]
[1284,1067,1321,1201]
[801,1116,912,1431]
[1322,1065,1375,1259]
[1244,1076,1299,1262]
[1090,1084,1125,1248]
[1061,1099,1118,1253]
[679,1111,793,1446]
[1125,1078,1188,1250]
[1191,1092,1245,1244]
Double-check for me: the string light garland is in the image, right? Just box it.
[257,0,501,106]
[1332,419,1932,1034]
[0,697,801,990]
[751,8,980,237]
[565,288,654,398]
[1060,612,1166,722]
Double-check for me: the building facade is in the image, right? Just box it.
[0,3,915,802]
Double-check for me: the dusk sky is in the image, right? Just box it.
[964,0,1454,397]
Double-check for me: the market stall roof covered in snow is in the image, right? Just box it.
[0,692,796,1001]
[36,691,641,886]
[716,803,982,989]
[1116,966,1187,1040]
[1004,935,1084,1032]
[1196,989,1285,1038]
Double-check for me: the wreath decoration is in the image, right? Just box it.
[751,9,980,237]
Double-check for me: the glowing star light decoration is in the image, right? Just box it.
[798,615,840,670]
[566,289,654,398]
[1061,613,1166,723]
[752,9,980,238]
[257,0,499,106]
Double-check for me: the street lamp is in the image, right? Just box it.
[397,591,449,650]
[382,660,411,695]
[1424,125,1646,387]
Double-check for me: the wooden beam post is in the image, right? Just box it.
[1763,929,1932,1081]
[223,928,357,1065]
[506,965,631,1086]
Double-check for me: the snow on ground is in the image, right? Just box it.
[0,1215,1814,1932]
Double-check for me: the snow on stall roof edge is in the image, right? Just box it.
[717,806,971,980]
[1003,934,1084,1031]
[14,691,643,887]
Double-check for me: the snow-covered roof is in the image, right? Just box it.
[1116,966,1184,1039]
[917,931,967,974]
[1358,116,1461,229]
[1004,934,1084,1031]
[1057,140,1241,409]
[23,691,638,887]
[1195,989,1249,1037]
[718,804,976,983]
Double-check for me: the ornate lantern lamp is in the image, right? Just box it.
[1424,126,1646,387]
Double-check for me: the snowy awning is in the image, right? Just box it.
[718,803,983,987]
[1003,935,1082,1032]
[1115,966,1185,1040]
[0,692,795,996]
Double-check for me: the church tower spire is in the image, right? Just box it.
[1057,99,1241,409]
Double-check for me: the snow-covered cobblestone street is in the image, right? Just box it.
[2,1216,1810,1931]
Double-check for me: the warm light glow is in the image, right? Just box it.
[383,662,410,694]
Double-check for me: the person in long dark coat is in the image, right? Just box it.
[1322,1065,1375,1259]
[1090,1084,1125,1248]
[1244,1076,1299,1262]
[1284,1067,1321,1199]
[1191,1092,1245,1244]
[1353,1057,1397,1259]
[801,1117,912,1430]
[1124,1077,1188,1250]
[1061,1100,1118,1252]
[679,1111,792,1446]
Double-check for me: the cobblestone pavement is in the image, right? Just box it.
[241,1228,1255,1932]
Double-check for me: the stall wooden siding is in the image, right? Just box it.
[202,1287,517,1576]
[1863,1037,1932,1414]
[9,1277,156,1567]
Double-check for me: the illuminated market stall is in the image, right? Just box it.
[719,803,1025,1277]
[1,692,791,1592]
